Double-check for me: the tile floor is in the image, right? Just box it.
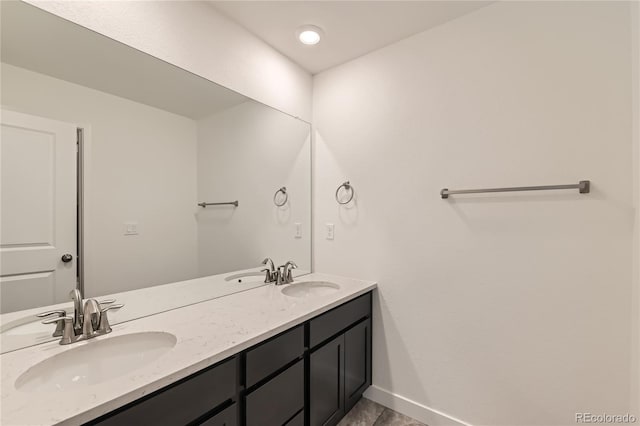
[337,398,427,426]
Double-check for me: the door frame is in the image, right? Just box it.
[77,124,92,298]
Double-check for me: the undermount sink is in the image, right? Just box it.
[15,331,176,393]
[1,315,57,337]
[224,271,265,283]
[281,281,340,298]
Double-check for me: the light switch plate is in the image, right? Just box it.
[124,222,139,236]
[326,223,335,240]
[294,222,302,239]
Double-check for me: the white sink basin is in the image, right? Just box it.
[1,315,57,337]
[281,281,340,298]
[15,331,176,393]
[224,271,265,283]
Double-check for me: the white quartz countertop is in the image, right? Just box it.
[0,273,376,426]
[0,266,303,354]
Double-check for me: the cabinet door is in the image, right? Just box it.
[344,319,372,412]
[310,334,345,426]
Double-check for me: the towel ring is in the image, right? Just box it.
[335,181,354,205]
[273,187,288,207]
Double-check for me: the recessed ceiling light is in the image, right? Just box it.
[296,25,323,45]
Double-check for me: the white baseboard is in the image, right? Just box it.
[364,385,472,426]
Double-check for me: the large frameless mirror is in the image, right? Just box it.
[0,1,311,353]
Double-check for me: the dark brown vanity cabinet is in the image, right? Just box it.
[86,291,372,426]
[309,297,372,426]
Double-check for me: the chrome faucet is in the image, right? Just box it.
[82,299,101,339]
[261,257,278,283]
[277,261,298,285]
[69,288,84,333]
[37,289,124,345]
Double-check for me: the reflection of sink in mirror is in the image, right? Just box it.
[281,282,340,298]
[224,271,265,283]
[15,332,177,393]
[1,315,60,337]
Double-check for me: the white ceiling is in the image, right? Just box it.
[210,1,492,74]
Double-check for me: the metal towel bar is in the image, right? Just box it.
[440,180,590,199]
[198,201,239,207]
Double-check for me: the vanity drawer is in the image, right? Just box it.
[245,325,304,387]
[245,359,304,426]
[309,292,371,348]
[199,403,237,426]
[91,357,237,426]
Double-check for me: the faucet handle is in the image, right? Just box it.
[36,310,68,337]
[260,268,275,283]
[283,261,298,284]
[100,303,124,313]
[97,299,116,305]
[41,316,76,345]
[41,315,73,324]
[36,309,67,318]
[98,303,124,334]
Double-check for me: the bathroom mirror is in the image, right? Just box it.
[0,1,311,353]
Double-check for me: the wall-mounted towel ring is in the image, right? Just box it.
[335,181,355,205]
[273,187,288,207]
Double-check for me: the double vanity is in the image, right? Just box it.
[1,274,376,426]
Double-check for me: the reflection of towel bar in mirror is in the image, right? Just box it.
[440,180,590,199]
[274,187,288,207]
[198,201,239,207]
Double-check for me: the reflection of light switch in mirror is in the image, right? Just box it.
[326,223,335,240]
[124,222,139,236]
[295,223,302,239]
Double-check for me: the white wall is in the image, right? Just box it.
[313,2,637,425]
[197,102,311,275]
[25,0,313,122]
[1,63,199,297]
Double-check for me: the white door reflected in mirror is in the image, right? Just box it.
[0,110,78,313]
